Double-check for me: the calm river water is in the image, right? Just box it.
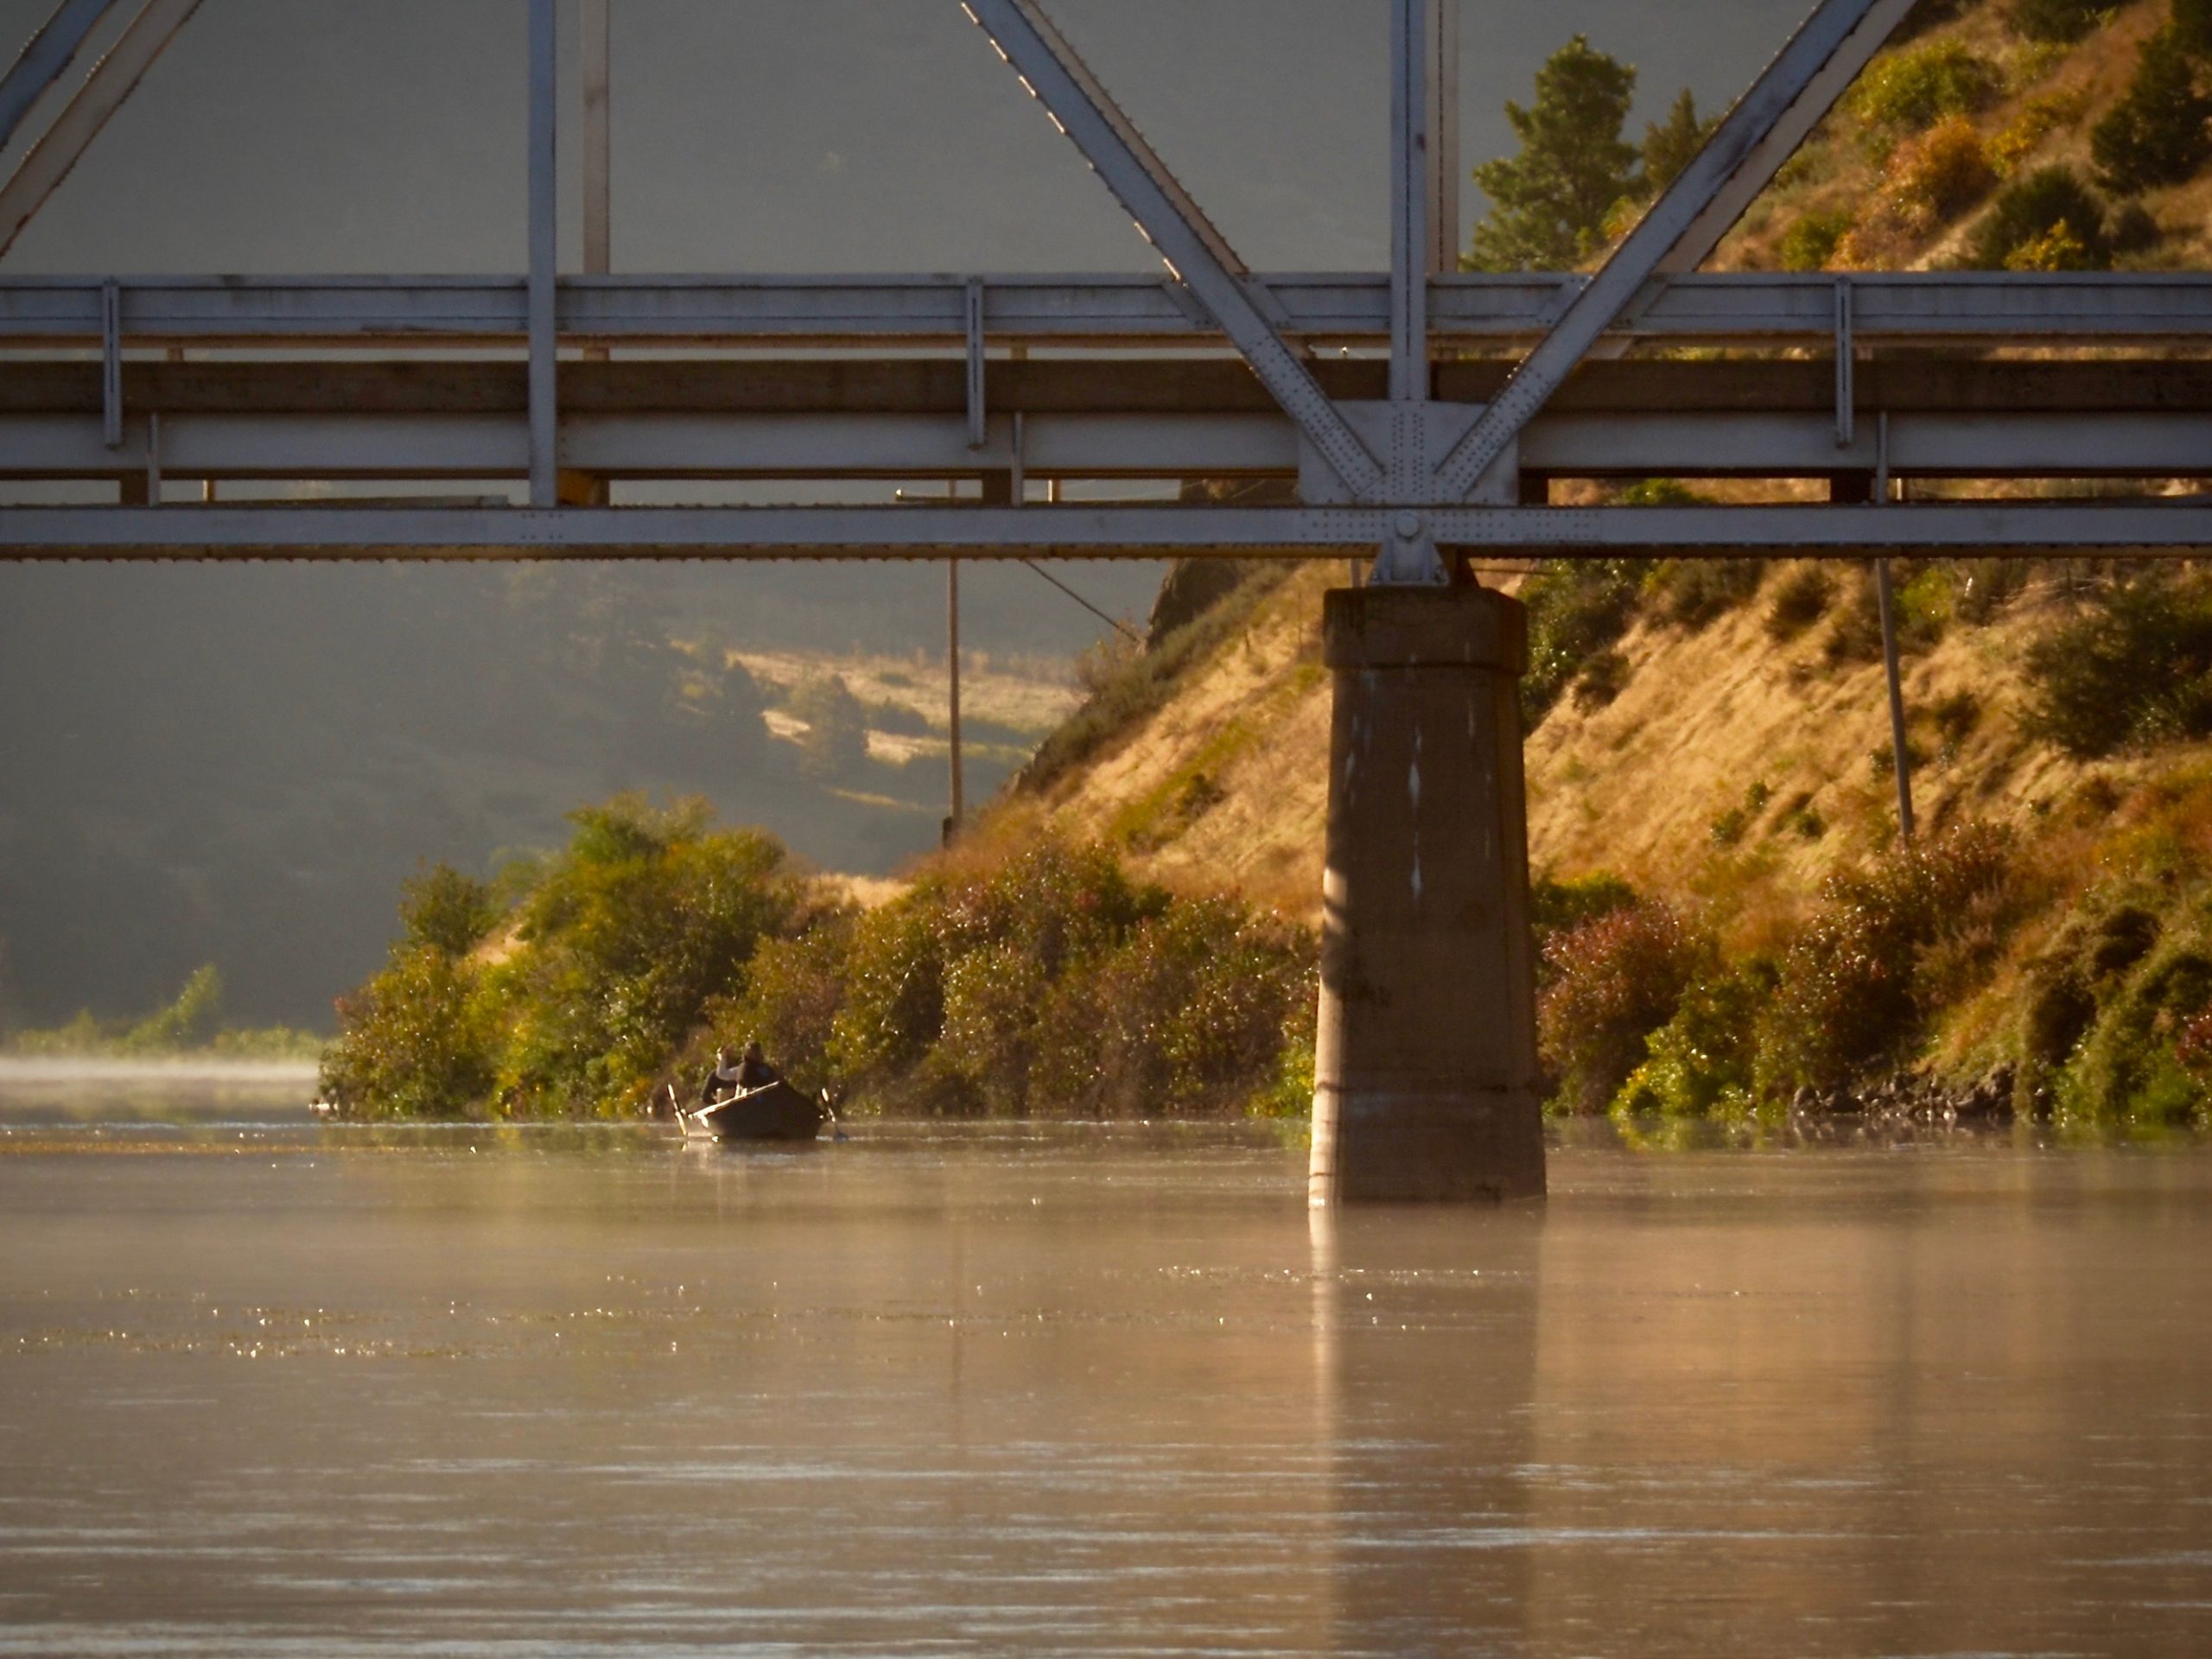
[2,1066,2209,1657]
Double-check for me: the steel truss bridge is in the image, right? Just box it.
[0,0,2209,572]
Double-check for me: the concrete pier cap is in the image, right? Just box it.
[1308,583,1548,1205]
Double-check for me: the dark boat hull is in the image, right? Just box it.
[683,1079,823,1142]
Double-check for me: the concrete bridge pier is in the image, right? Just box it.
[1308,584,1547,1205]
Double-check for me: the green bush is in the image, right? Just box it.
[2090,27,2212,194]
[1611,964,1769,1119]
[1779,208,1856,270]
[786,674,871,779]
[2177,0,2212,54]
[118,964,225,1053]
[1034,899,1315,1118]
[1537,900,1701,1112]
[2057,936,2212,1123]
[2024,569,2212,756]
[1764,566,1834,641]
[1852,39,2000,130]
[1652,559,1765,630]
[2012,0,2130,42]
[492,799,796,1114]
[1965,166,2113,268]
[321,949,498,1119]
[712,912,856,1096]
[1521,556,1656,725]
[398,864,500,958]
[1755,822,2013,1094]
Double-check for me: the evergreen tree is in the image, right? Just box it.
[1468,37,1641,271]
[1642,88,1719,194]
[2177,0,2212,58]
[2091,26,2212,194]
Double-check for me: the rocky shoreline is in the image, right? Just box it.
[1791,1064,2019,1128]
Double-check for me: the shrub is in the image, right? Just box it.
[1611,965,1768,1119]
[787,673,871,779]
[119,964,224,1053]
[1764,565,1834,641]
[2090,28,2212,193]
[1033,899,1314,1118]
[2058,938,2212,1123]
[490,798,797,1114]
[1520,557,1656,726]
[1882,116,1997,232]
[1532,872,1640,978]
[713,912,856,1096]
[1965,166,2112,268]
[321,949,498,1118]
[1755,822,2013,1094]
[2012,0,2130,41]
[1779,208,1857,270]
[2004,219,2101,269]
[1537,901,1701,1112]
[1989,90,2088,175]
[1852,39,2000,131]
[2177,0,2212,54]
[2024,569,2212,756]
[1573,647,1632,710]
[398,863,500,958]
[1653,559,1765,630]
[2111,199,2163,252]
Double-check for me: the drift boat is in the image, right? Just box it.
[675,1079,827,1142]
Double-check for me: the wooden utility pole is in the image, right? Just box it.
[946,558,965,841]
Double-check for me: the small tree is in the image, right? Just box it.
[1964,165,2112,267]
[400,863,500,958]
[2090,28,2212,193]
[787,674,871,779]
[2012,0,2131,42]
[1641,87,1719,194]
[1468,36,1640,270]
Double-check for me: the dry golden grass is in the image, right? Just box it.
[1719,0,2181,273]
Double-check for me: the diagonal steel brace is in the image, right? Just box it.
[0,0,124,151]
[1433,0,1911,501]
[959,0,1386,500]
[0,0,203,261]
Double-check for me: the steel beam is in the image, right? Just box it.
[0,0,123,152]
[3,500,2210,559]
[959,0,1385,499]
[3,272,2211,346]
[1433,0,1901,500]
[0,0,200,260]
[5,407,2211,483]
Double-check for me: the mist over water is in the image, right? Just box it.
[3,1076,2209,1656]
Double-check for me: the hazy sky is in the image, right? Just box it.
[0,0,1815,276]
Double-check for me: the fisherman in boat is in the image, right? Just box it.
[734,1039,782,1090]
[697,1040,781,1109]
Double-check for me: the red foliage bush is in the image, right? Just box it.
[1536,901,1700,1112]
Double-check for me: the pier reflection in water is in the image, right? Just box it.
[0,1084,2208,1656]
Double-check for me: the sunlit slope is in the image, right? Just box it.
[989,563,2115,921]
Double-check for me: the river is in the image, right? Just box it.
[1,1066,2208,1656]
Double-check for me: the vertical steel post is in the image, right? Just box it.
[1425,0,1459,277]
[1872,414,1916,842]
[99,276,120,448]
[526,0,558,509]
[1388,0,1428,409]
[964,278,987,451]
[947,559,965,837]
